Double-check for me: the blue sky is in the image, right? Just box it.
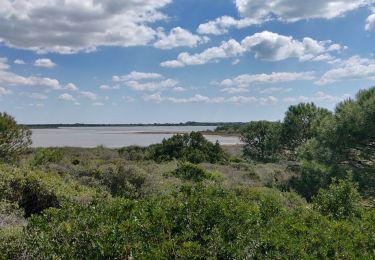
[0,0,375,124]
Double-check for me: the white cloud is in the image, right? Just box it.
[99,84,119,90]
[113,71,163,82]
[30,92,48,100]
[34,58,56,68]
[167,94,210,103]
[0,57,61,89]
[143,93,279,105]
[235,0,371,22]
[197,16,265,35]
[161,39,245,67]
[161,31,344,67]
[154,27,209,49]
[220,71,315,89]
[126,79,178,91]
[241,31,343,62]
[221,87,250,94]
[316,56,375,85]
[0,87,12,95]
[283,92,350,104]
[172,87,188,92]
[365,13,375,31]
[65,83,78,91]
[0,58,10,70]
[0,0,171,54]
[14,59,26,65]
[59,93,75,101]
[144,92,163,103]
[259,87,293,94]
[80,91,98,101]
[112,71,179,92]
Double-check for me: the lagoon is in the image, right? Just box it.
[31,126,241,148]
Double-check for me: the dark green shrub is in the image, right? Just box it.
[10,177,60,217]
[172,162,214,182]
[149,132,227,163]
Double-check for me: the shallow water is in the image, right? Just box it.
[31,126,241,148]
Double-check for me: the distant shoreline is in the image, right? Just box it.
[24,122,245,129]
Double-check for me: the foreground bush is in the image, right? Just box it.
[5,185,373,259]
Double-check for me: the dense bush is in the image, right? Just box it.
[0,112,31,163]
[149,132,227,163]
[4,185,373,259]
[33,148,63,166]
[172,162,216,182]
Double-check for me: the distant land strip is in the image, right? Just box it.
[24,122,246,129]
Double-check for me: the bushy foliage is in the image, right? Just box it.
[149,132,227,163]
[313,176,363,220]
[33,148,63,166]
[241,121,282,162]
[172,162,216,182]
[99,164,147,199]
[0,112,32,163]
[4,185,373,259]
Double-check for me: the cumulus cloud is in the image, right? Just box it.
[365,13,375,31]
[34,58,56,68]
[113,71,179,91]
[113,71,163,82]
[0,87,12,95]
[29,93,48,100]
[154,27,209,49]
[161,31,344,67]
[172,87,188,92]
[316,56,375,85]
[241,31,344,62]
[80,91,98,101]
[0,0,171,54]
[283,92,351,104]
[197,16,266,35]
[65,83,78,91]
[126,79,178,91]
[0,57,62,90]
[161,39,245,67]
[59,93,75,101]
[220,71,315,90]
[234,0,372,22]
[143,93,279,105]
[14,59,26,65]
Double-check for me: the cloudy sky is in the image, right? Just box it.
[0,0,375,123]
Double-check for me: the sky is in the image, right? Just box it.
[0,0,375,124]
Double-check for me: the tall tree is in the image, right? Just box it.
[241,121,282,162]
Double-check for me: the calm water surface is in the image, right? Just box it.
[31,126,241,148]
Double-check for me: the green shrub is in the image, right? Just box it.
[313,175,363,220]
[172,162,215,182]
[33,148,63,166]
[149,132,227,163]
